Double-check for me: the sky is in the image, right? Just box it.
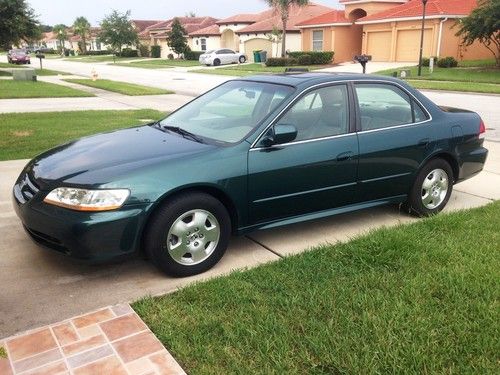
[27,0,342,26]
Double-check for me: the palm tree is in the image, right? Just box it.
[265,0,309,57]
[73,17,91,53]
[52,24,68,53]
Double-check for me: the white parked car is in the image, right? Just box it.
[199,49,247,66]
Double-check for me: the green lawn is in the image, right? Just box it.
[111,59,201,69]
[64,55,144,63]
[0,62,70,76]
[0,80,93,99]
[375,61,500,94]
[0,109,165,160]
[191,63,330,76]
[408,80,500,94]
[63,79,173,96]
[134,202,500,375]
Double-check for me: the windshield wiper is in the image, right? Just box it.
[162,125,204,143]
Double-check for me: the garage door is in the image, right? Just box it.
[366,31,391,62]
[244,39,273,62]
[396,29,433,62]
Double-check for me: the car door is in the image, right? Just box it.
[354,82,434,202]
[248,83,359,224]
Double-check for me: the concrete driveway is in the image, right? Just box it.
[0,141,498,339]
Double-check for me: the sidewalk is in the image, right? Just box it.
[0,76,194,114]
[0,305,185,375]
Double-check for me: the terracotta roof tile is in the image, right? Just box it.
[131,20,162,32]
[216,13,262,25]
[189,24,221,36]
[237,3,333,33]
[296,10,350,26]
[360,0,479,22]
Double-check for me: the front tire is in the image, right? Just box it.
[144,192,231,277]
[213,58,221,66]
[405,159,453,217]
[239,55,246,63]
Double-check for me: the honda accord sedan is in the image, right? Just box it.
[13,73,488,276]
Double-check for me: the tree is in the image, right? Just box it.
[73,17,91,53]
[99,10,138,56]
[265,0,309,57]
[185,11,196,17]
[53,24,68,52]
[267,25,283,57]
[166,18,188,57]
[456,0,500,67]
[0,0,40,50]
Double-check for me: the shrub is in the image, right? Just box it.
[167,53,174,60]
[120,48,138,57]
[287,51,334,65]
[81,50,112,56]
[437,56,458,68]
[151,45,161,58]
[184,50,205,60]
[297,54,312,65]
[421,56,438,67]
[138,44,150,57]
[265,57,298,67]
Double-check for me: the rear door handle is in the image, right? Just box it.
[418,138,430,148]
[336,151,354,162]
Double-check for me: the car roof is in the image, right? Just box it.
[241,72,406,88]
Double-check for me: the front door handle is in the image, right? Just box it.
[418,138,430,148]
[336,151,354,162]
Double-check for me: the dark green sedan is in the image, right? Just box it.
[13,73,488,276]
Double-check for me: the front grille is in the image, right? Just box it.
[14,173,40,204]
[24,226,69,254]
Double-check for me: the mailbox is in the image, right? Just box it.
[354,54,372,74]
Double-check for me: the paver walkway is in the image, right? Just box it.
[0,305,185,375]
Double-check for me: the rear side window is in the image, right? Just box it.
[355,83,428,131]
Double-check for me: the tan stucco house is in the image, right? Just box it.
[297,0,492,63]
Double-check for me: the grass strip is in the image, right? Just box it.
[63,79,173,96]
[0,80,93,99]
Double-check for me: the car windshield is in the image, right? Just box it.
[159,80,294,143]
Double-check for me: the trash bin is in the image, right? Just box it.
[259,50,267,63]
[253,50,262,63]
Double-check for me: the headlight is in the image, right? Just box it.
[44,188,130,211]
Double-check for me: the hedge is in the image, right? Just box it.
[184,50,205,60]
[287,51,334,65]
[265,57,298,67]
[120,48,138,57]
[151,45,161,58]
[437,56,458,68]
[80,50,113,56]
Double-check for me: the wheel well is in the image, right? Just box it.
[139,186,239,252]
[428,153,459,183]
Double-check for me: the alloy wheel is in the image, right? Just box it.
[421,168,449,209]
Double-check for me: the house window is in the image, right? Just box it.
[312,30,323,51]
[201,38,207,51]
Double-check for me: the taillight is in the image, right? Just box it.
[479,119,486,139]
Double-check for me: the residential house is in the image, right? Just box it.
[298,0,492,63]
[188,3,333,62]
[139,17,219,58]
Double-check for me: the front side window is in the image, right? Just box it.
[160,81,294,143]
[275,84,349,142]
[200,38,207,51]
[312,30,323,51]
[355,83,428,131]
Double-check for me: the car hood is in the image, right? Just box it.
[27,125,215,189]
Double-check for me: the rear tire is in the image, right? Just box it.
[213,58,221,66]
[405,159,453,217]
[239,56,246,64]
[144,192,231,277]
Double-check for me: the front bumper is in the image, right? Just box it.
[13,176,151,262]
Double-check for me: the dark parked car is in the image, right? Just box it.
[7,49,30,64]
[13,73,488,276]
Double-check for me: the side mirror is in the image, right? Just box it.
[260,124,297,147]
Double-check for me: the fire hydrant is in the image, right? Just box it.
[91,68,98,81]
